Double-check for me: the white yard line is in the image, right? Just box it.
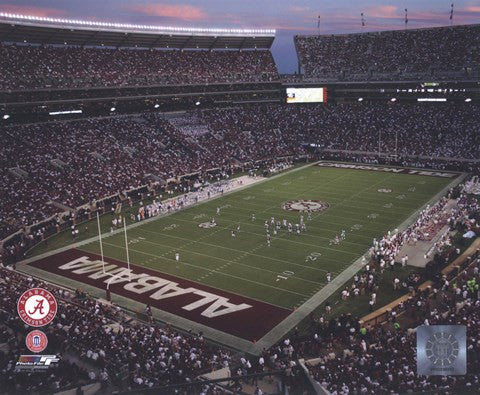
[129,227,334,272]
[171,215,374,246]
[90,241,311,298]
[140,216,363,254]
[248,170,466,355]
[226,191,430,211]
[96,234,325,285]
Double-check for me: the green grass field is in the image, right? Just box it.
[29,164,455,310]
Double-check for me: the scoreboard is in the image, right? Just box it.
[286,87,327,103]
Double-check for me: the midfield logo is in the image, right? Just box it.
[282,200,329,212]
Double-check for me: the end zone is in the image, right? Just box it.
[21,249,291,343]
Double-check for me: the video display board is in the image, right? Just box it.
[286,87,327,103]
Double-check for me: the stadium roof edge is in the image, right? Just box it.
[0,13,275,49]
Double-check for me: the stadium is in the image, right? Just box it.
[0,4,479,395]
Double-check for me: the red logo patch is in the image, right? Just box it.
[25,330,48,353]
[17,288,57,327]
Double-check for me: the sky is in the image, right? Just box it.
[1,0,480,73]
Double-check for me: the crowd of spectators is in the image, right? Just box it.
[2,102,480,245]
[201,103,480,161]
[283,102,480,159]
[0,107,302,242]
[0,44,278,90]
[0,115,206,241]
[275,180,480,394]
[1,112,480,393]
[199,107,305,164]
[304,248,480,394]
[370,197,452,271]
[0,265,233,393]
[295,24,480,80]
[1,182,478,394]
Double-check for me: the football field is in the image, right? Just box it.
[28,163,455,312]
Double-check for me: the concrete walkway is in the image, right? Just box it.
[397,199,457,268]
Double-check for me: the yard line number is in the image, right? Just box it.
[305,252,322,262]
[276,270,295,282]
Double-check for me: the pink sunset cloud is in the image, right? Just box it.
[0,4,66,17]
[465,6,480,13]
[289,6,311,14]
[367,5,399,19]
[127,3,207,22]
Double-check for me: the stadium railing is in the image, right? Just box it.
[113,369,312,395]
[320,148,480,164]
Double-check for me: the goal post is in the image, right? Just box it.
[96,211,105,274]
[123,219,132,282]
[96,211,132,301]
